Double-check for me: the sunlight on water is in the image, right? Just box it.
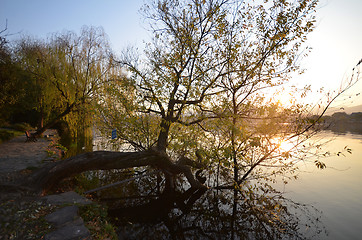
[278,132,362,240]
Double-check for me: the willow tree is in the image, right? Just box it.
[16,26,117,137]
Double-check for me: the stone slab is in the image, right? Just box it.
[43,191,92,205]
[44,223,91,240]
[45,206,80,227]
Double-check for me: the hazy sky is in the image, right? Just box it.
[1,0,147,51]
[1,0,362,107]
[300,0,362,109]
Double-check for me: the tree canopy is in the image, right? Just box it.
[97,0,322,186]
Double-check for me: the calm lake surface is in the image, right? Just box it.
[89,131,362,239]
[281,132,362,240]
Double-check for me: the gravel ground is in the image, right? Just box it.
[0,130,74,239]
[0,129,58,175]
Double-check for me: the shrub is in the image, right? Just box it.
[0,129,14,143]
[0,129,23,143]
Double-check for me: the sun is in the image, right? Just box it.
[278,139,294,152]
[270,86,302,108]
[276,92,293,107]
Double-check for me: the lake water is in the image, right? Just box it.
[86,131,362,239]
[281,132,362,239]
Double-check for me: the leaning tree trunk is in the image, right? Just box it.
[23,149,206,194]
[33,103,75,138]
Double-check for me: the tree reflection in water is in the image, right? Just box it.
[88,170,325,240]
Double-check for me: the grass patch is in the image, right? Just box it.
[0,129,23,144]
[79,203,118,239]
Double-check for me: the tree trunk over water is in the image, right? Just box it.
[24,150,206,194]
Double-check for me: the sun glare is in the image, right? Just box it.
[276,92,293,107]
[278,140,294,152]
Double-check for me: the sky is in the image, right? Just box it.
[1,0,362,109]
[298,0,362,110]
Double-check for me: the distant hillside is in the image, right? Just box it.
[326,104,362,115]
[343,104,362,114]
[322,112,362,134]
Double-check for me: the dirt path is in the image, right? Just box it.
[0,129,58,174]
[0,130,95,239]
